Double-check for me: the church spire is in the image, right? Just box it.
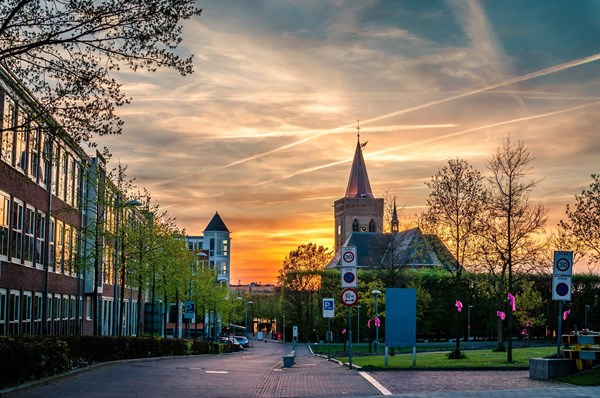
[391,200,399,233]
[345,120,374,199]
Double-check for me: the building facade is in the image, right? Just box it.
[0,64,142,337]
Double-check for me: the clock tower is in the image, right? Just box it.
[333,127,384,251]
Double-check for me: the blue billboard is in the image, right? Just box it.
[385,288,416,347]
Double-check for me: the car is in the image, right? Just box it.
[220,337,243,350]
[234,335,250,348]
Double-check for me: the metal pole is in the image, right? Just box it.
[113,193,120,336]
[348,307,353,370]
[556,301,563,358]
[357,305,360,344]
[468,305,472,341]
[327,317,331,360]
[375,295,379,354]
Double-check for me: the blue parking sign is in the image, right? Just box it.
[323,298,335,318]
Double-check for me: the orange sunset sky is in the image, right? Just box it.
[95,1,600,284]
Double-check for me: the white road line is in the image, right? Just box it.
[359,372,392,396]
[205,370,228,374]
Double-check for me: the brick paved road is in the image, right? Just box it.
[3,342,600,398]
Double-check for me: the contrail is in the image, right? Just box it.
[256,100,600,185]
[230,52,600,169]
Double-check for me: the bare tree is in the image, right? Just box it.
[421,158,488,356]
[560,174,600,274]
[481,136,547,362]
[0,0,201,143]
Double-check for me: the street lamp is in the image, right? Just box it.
[585,304,590,330]
[372,289,381,353]
[468,305,474,341]
[113,194,141,336]
[245,301,253,341]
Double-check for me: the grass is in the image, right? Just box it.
[557,367,600,386]
[330,346,556,369]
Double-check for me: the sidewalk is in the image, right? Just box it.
[254,343,600,398]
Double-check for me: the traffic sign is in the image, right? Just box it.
[553,251,573,276]
[323,298,335,318]
[340,288,358,307]
[184,301,195,319]
[552,276,572,301]
[341,267,357,288]
[341,246,357,267]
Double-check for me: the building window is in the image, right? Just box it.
[35,211,46,268]
[63,223,72,274]
[55,219,64,274]
[22,291,32,334]
[28,122,40,182]
[1,95,15,166]
[24,206,35,265]
[33,292,43,335]
[369,219,376,232]
[0,190,9,259]
[53,294,61,335]
[39,130,49,189]
[11,199,24,263]
[0,289,6,335]
[86,296,92,320]
[48,217,55,271]
[223,240,228,256]
[14,110,28,172]
[209,238,214,257]
[46,293,52,334]
[9,290,20,335]
[352,219,359,232]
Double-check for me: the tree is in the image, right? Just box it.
[277,243,332,342]
[421,158,488,356]
[481,136,547,362]
[0,1,202,142]
[560,174,600,273]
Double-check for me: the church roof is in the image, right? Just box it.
[204,211,230,232]
[325,227,455,270]
[345,139,374,198]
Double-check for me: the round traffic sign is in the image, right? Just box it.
[555,282,570,297]
[556,258,570,272]
[340,288,358,306]
[343,251,355,264]
[343,271,356,284]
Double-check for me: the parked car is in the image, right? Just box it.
[220,337,243,350]
[234,335,250,348]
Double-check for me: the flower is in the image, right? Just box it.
[507,293,516,312]
[455,300,463,312]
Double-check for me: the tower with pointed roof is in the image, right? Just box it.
[333,124,384,251]
[203,211,231,284]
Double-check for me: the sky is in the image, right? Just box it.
[96,0,600,284]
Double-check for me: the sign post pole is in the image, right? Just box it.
[552,250,573,358]
[557,301,563,358]
[348,306,353,370]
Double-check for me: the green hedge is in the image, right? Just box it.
[0,336,237,389]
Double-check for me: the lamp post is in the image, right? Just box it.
[585,304,590,330]
[372,289,381,353]
[468,305,474,341]
[245,301,253,341]
[112,193,140,336]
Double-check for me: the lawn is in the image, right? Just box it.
[331,346,556,369]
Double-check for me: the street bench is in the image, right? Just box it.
[283,350,295,368]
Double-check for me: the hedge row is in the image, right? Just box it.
[0,335,237,389]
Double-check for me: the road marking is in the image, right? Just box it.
[206,370,228,374]
[359,372,392,396]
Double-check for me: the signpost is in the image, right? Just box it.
[323,298,335,359]
[553,251,573,357]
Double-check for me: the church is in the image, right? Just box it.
[326,133,455,271]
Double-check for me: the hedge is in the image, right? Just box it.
[0,336,237,389]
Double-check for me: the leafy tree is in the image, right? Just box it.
[560,174,600,274]
[0,0,202,142]
[481,136,547,361]
[277,243,332,342]
[421,158,488,356]
[513,279,545,343]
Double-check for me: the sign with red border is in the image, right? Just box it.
[340,288,358,307]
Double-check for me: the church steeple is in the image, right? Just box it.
[391,200,399,233]
[345,121,374,199]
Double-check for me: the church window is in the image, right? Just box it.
[352,219,359,232]
[369,219,376,232]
